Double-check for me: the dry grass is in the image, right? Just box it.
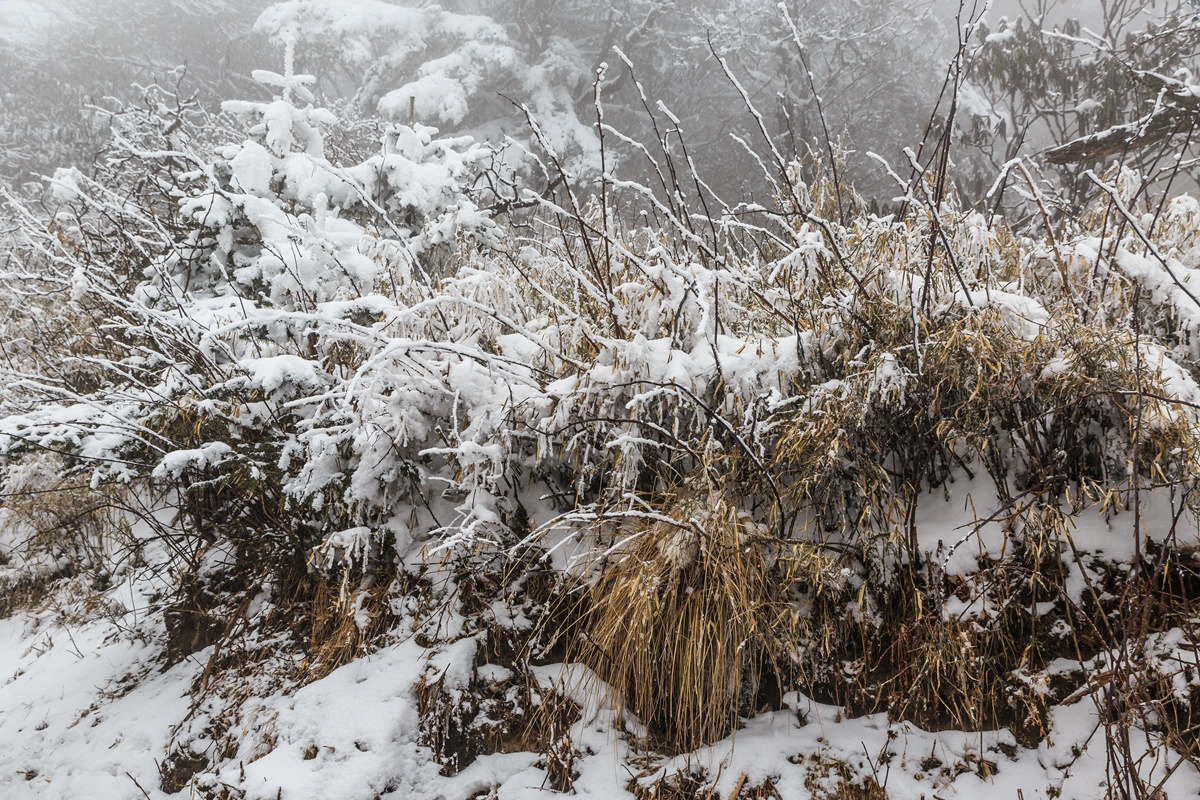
[542,210,1200,763]
[0,453,134,617]
[417,648,581,777]
[0,568,64,618]
[302,573,399,682]
[804,761,887,800]
[573,478,799,751]
[752,258,1200,737]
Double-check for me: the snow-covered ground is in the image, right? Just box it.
[3,488,1200,800]
[3,602,1198,799]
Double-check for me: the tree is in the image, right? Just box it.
[961,0,1200,209]
[0,0,270,183]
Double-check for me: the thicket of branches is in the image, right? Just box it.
[4,2,1200,799]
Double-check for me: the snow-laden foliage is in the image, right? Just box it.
[256,0,601,178]
[6,41,1200,800]
[252,0,952,198]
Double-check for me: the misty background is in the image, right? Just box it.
[1,0,1197,220]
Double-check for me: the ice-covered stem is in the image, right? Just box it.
[283,35,296,105]
[779,2,844,225]
[1086,168,1200,314]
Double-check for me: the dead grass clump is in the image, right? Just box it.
[410,544,585,776]
[630,772,784,800]
[757,258,1200,744]
[577,486,797,752]
[159,746,209,794]
[625,766,711,800]
[0,570,62,618]
[163,570,231,666]
[803,761,887,800]
[0,454,135,621]
[417,654,580,776]
[2,453,134,579]
[302,573,400,682]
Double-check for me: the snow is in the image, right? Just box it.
[7,6,1200,798]
[911,477,1013,575]
[241,355,328,395]
[381,73,470,126]
[212,641,439,800]
[229,142,275,197]
[0,527,202,799]
[3,466,1197,800]
[47,167,86,205]
[957,287,1050,339]
[152,441,234,479]
[1112,244,1200,331]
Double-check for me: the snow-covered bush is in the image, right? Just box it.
[256,0,602,179]
[5,36,1200,798]
[0,51,493,601]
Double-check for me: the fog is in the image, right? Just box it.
[2,0,1198,211]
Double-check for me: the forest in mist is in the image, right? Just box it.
[4,2,1200,800]
[2,0,1190,209]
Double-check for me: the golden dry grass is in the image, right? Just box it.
[574,480,799,751]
